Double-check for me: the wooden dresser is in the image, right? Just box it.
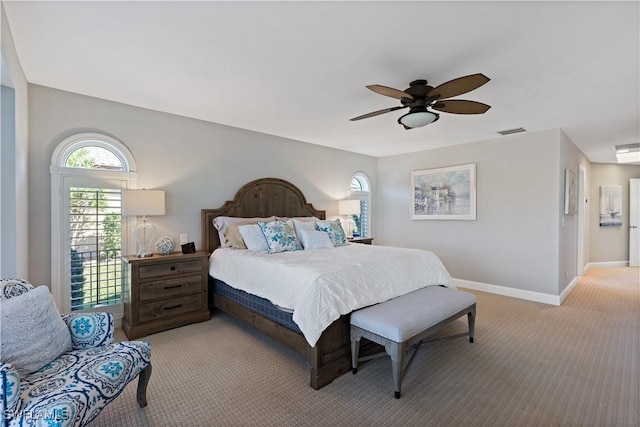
[122,251,210,339]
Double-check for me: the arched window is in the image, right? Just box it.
[349,172,372,238]
[51,133,137,315]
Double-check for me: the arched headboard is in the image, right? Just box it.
[201,177,326,253]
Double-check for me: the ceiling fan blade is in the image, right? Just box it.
[427,73,490,99]
[431,100,491,114]
[366,85,414,100]
[350,106,407,121]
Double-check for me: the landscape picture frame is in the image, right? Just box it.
[411,163,476,220]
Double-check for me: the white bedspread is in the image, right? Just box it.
[209,244,453,346]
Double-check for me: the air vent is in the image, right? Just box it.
[497,127,526,136]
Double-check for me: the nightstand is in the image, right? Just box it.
[348,237,374,245]
[122,251,210,339]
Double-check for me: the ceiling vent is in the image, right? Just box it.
[497,127,526,136]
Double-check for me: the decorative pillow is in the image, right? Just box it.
[238,224,270,252]
[213,216,276,248]
[315,219,348,247]
[0,286,72,376]
[62,312,114,350]
[299,229,334,250]
[258,219,303,254]
[224,223,248,249]
[0,278,34,301]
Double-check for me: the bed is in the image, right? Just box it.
[201,177,452,389]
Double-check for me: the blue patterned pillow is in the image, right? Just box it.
[63,312,114,349]
[258,219,303,254]
[315,220,348,247]
[0,278,34,301]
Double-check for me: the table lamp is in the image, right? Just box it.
[338,199,361,239]
[122,189,165,257]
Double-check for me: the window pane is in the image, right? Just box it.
[69,187,122,310]
[65,146,123,171]
[350,177,363,191]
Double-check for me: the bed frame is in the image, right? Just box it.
[201,177,377,389]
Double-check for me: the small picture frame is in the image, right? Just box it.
[564,169,578,215]
[181,242,196,254]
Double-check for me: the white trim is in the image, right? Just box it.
[51,132,137,172]
[577,164,586,275]
[584,261,629,271]
[50,133,137,312]
[559,276,579,304]
[453,278,562,306]
[349,171,372,238]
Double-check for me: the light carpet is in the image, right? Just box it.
[92,267,639,426]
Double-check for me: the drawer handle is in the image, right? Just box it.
[170,266,176,271]
[164,304,182,310]
[164,284,183,290]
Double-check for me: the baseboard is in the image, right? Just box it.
[585,261,629,271]
[453,278,561,306]
[559,276,579,304]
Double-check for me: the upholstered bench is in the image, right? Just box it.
[350,285,476,398]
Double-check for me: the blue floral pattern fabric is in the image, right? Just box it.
[8,341,151,426]
[1,284,152,427]
[258,219,303,253]
[315,219,348,246]
[0,278,34,301]
[1,363,21,421]
[62,313,114,349]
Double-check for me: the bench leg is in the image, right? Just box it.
[387,343,403,399]
[467,304,476,343]
[351,338,360,374]
[136,364,152,408]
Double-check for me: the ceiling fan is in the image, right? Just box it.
[350,73,491,129]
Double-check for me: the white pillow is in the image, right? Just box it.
[292,218,318,241]
[299,229,334,249]
[238,224,269,252]
[0,286,72,376]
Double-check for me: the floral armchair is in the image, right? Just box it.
[0,279,152,426]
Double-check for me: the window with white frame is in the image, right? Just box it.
[51,133,137,314]
[349,172,371,238]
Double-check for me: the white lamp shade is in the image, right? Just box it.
[338,199,361,215]
[122,190,165,216]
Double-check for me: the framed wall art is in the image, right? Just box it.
[411,163,476,220]
[564,169,578,215]
[599,184,622,227]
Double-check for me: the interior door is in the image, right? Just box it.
[630,179,640,267]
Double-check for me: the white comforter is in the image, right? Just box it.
[209,244,453,346]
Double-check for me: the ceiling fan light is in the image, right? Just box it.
[398,110,439,128]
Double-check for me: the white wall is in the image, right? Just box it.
[1,3,29,278]
[27,84,377,286]
[589,163,640,263]
[377,129,567,299]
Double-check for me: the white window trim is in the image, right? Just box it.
[51,133,138,317]
[349,172,372,238]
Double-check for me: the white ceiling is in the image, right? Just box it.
[3,1,639,163]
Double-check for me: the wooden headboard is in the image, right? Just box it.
[201,177,326,253]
